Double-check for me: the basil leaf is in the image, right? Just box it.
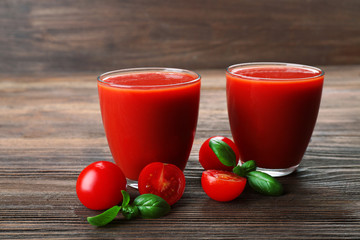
[241,160,257,173]
[233,160,256,177]
[121,204,140,220]
[209,137,237,167]
[232,165,247,177]
[87,205,121,227]
[247,171,283,196]
[134,194,170,219]
[121,190,130,208]
[120,190,140,219]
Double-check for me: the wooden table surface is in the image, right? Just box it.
[1,66,359,239]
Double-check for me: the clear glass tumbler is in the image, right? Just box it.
[226,62,324,177]
[98,68,201,186]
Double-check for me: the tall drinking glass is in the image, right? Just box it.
[226,62,324,177]
[97,68,201,185]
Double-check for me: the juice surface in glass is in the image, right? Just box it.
[226,63,324,177]
[98,68,201,181]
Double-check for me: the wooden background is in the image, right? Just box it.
[1,0,360,75]
[1,67,360,239]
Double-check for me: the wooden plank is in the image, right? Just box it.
[0,0,360,74]
[0,66,360,239]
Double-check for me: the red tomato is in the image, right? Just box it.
[201,170,246,202]
[76,161,127,210]
[199,136,240,171]
[138,162,186,206]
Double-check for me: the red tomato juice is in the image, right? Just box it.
[226,64,324,170]
[98,70,200,180]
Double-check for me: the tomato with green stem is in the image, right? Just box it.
[76,161,127,210]
[201,170,247,202]
[138,162,186,206]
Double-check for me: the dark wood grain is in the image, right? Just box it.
[1,0,360,74]
[0,66,359,239]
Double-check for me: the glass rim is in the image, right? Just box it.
[97,67,201,88]
[226,62,325,81]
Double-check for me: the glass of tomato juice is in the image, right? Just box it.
[226,62,324,177]
[97,68,201,184]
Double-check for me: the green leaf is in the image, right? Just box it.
[87,205,121,227]
[120,190,140,220]
[134,194,170,219]
[241,160,257,174]
[121,204,140,220]
[209,137,237,167]
[121,190,131,208]
[247,171,283,196]
[232,165,247,177]
[233,160,257,177]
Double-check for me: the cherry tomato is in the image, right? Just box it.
[138,162,186,206]
[201,170,247,202]
[199,136,240,171]
[76,161,127,210]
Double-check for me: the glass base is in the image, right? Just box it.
[126,179,138,189]
[257,164,299,177]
